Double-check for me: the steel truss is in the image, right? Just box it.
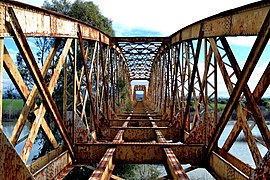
[0,0,270,179]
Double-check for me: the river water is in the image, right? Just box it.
[2,121,42,164]
[2,121,269,179]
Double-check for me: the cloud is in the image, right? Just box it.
[227,37,270,47]
[114,23,162,37]
[16,0,44,7]
[92,0,258,36]
[18,0,258,37]
[28,39,39,51]
[227,37,256,47]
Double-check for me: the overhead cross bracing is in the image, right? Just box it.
[0,0,270,179]
[111,37,170,80]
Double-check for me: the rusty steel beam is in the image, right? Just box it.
[0,129,33,179]
[209,38,262,166]
[3,46,32,101]
[111,37,170,43]
[7,39,59,147]
[75,143,205,164]
[3,47,59,149]
[99,127,180,142]
[208,151,249,179]
[6,7,74,157]
[183,25,203,134]
[0,37,3,128]
[4,48,58,148]
[164,148,189,179]
[77,25,98,131]
[220,36,270,149]
[110,119,169,127]
[20,38,73,163]
[0,0,109,44]
[54,165,75,179]
[111,175,125,180]
[99,40,110,121]
[216,148,253,177]
[251,150,270,179]
[89,148,115,179]
[28,145,64,174]
[171,1,270,43]
[222,61,270,152]
[152,120,189,179]
[90,118,130,179]
[33,150,72,179]
[207,9,270,154]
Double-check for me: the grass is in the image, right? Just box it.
[2,99,24,119]
[208,103,227,112]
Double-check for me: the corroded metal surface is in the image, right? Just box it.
[251,150,270,179]
[33,151,72,179]
[74,114,95,143]
[171,1,270,43]
[0,0,269,179]
[99,127,180,141]
[208,151,249,179]
[75,143,205,164]
[89,148,115,179]
[216,148,253,177]
[153,120,189,179]
[0,129,33,179]
[28,146,64,174]
[0,0,110,44]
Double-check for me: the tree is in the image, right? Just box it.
[6,86,16,99]
[16,53,34,88]
[43,0,72,15]
[43,0,115,36]
[35,37,52,66]
[15,0,116,176]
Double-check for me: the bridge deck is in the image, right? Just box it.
[87,101,191,179]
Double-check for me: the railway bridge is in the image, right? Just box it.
[0,0,270,179]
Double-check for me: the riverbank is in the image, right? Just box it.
[2,99,24,120]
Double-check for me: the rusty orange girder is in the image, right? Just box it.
[0,0,270,179]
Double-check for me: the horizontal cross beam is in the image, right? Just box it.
[75,143,205,164]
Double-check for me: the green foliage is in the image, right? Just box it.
[136,164,160,180]
[43,0,115,36]
[16,53,34,88]
[43,0,72,14]
[116,78,126,90]
[220,99,227,104]
[209,103,226,112]
[125,101,133,112]
[116,78,127,100]
[2,99,24,111]
[2,99,24,119]
[114,164,161,180]
[114,164,137,179]
[35,37,52,66]
[217,103,227,112]
[259,98,269,107]
[5,86,16,99]
[63,166,92,179]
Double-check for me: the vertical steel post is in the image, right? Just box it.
[73,39,77,144]
[0,38,3,129]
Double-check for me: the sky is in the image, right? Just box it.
[6,0,270,97]
[18,0,258,37]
